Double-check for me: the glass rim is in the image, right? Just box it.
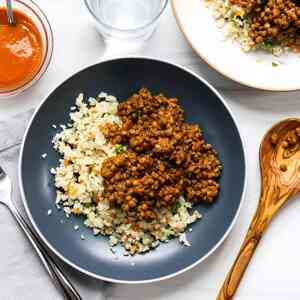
[0,0,54,98]
[83,0,169,32]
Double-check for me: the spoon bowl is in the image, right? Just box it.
[259,119,300,220]
[217,118,300,300]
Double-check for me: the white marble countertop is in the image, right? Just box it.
[1,1,300,299]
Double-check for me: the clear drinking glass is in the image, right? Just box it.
[84,0,168,46]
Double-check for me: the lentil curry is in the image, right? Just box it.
[206,0,300,54]
[230,0,300,47]
[101,88,222,221]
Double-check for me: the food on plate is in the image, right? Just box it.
[52,89,222,255]
[0,8,43,92]
[205,0,300,55]
[102,88,222,218]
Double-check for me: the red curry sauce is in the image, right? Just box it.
[0,8,43,92]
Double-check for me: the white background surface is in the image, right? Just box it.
[1,1,300,299]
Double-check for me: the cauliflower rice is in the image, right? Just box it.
[52,92,201,255]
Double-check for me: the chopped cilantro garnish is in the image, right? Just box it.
[115,144,125,153]
[243,15,250,23]
[172,201,182,214]
[101,112,111,118]
[83,202,92,208]
[257,38,274,52]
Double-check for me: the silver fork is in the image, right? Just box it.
[0,166,82,300]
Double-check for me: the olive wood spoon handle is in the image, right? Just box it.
[216,191,273,300]
[216,118,300,300]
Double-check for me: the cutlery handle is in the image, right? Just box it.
[5,0,14,25]
[216,206,270,300]
[7,203,82,300]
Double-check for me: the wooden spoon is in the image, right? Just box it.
[217,118,300,300]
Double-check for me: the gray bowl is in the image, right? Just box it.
[19,57,246,283]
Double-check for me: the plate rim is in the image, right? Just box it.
[18,56,247,284]
[171,0,300,91]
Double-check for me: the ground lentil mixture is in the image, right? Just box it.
[231,0,300,46]
[206,0,300,53]
[101,88,222,221]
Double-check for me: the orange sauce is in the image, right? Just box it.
[0,8,43,92]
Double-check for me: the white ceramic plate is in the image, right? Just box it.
[172,0,300,91]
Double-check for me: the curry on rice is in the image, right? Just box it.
[206,0,300,54]
[52,89,222,255]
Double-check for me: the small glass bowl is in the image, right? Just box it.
[84,0,168,44]
[0,0,53,98]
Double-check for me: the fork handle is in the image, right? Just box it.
[7,203,82,300]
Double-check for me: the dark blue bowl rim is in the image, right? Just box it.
[18,56,247,284]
